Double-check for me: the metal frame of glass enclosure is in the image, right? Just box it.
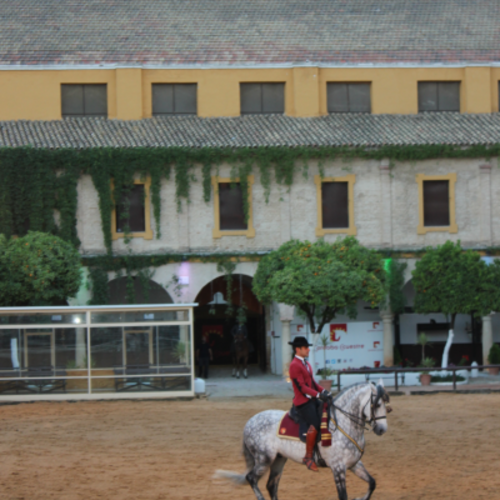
[0,304,195,401]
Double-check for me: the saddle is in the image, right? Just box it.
[276,403,332,468]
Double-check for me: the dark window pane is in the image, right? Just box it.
[174,84,197,114]
[418,82,438,112]
[348,84,371,112]
[219,183,247,230]
[438,82,460,111]
[241,83,263,114]
[116,185,146,233]
[423,180,449,226]
[262,83,285,113]
[152,84,174,115]
[327,83,349,113]
[83,85,107,116]
[322,182,349,228]
[61,85,84,116]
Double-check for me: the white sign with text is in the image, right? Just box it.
[313,321,384,372]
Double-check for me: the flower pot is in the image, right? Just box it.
[318,379,332,391]
[420,373,432,386]
[488,367,500,376]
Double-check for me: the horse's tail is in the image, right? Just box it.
[213,441,253,485]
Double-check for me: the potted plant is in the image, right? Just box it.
[420,357,435,386]
[416,332,431,364]
[487,344,500,375]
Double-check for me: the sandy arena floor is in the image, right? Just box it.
[0,393,499,500]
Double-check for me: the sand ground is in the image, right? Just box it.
[0,393,498,500]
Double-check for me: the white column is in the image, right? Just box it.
[177,311,189,364]
[279,304,295,380]
[381,312,394,366]
[75,328,86,368]
[379,159,393,248]
[479,164,492,245]
[482,314,493,365]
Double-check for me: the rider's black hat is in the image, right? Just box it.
[288,336,312,349]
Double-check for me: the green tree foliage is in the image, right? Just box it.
[0,231,82,306]
[412,241,497,328]
[252,237,386,333]
[385,258,407,315]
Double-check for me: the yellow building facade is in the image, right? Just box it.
[1,66,499,120]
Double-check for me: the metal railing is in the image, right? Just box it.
[336,365,500,392]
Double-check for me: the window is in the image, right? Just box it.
[327,83,371,113]
[212,176,255,238]
[240,83,285,114]
[315,175,357,236]
[111,178,153,240]
[152,84,197,115]
[416,173,457,234]
[418,82,460,112]
[61,84,107,117]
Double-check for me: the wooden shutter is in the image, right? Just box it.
[219,183,247,230]
[419,82,459,112]
[322,182,349,228]
[152,84,197,115]
[116,185,146,233]
[423,180,449,226]
[241,83,284,114]
[61,85,84,116]
[83,85,107,116]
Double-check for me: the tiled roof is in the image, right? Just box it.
[1,0,500,66]
[1,114,500,148]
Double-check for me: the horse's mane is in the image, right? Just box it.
[333,381,373,404]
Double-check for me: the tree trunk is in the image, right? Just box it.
[441,313,456,368]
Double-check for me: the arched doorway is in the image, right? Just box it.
[194,274,266,372]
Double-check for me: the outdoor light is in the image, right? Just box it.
[73,316,82,324]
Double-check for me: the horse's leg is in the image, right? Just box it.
[331,463,348,500]
[245,455,272,500]
[350,461,376,500]
[266,454,287,500]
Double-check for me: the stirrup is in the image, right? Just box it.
[302,457,318,472]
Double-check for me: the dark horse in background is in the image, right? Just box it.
[231,324,250,379]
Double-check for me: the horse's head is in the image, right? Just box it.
[363,380,391,436]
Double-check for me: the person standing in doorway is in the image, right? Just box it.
[196,336,213,379]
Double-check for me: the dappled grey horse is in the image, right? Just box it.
[216,381,391,500]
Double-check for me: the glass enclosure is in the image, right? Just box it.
[0,305,194,399]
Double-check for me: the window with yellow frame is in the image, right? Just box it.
[416,173,457,234]
[315,174,357,236]
[111,177,153,240]
[212,175,255,238]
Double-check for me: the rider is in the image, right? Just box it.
[288,336,330,472]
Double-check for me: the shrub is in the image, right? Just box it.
[488,343,500,365]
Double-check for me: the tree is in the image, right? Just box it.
[412,240,497,367]
[0,231,82,306]
[252,237,386,334]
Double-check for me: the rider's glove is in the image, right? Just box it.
[318,389,330,402]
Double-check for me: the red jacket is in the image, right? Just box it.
[289,356,322,406]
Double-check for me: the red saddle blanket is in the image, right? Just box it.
[276,403,332,446]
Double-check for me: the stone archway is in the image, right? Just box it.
[193,274,266,371]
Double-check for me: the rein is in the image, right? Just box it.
[329,387,387,454]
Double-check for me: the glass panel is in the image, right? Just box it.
[0,328,87,395]
[174,84,197,114]
[0,313,86,326]
[348,84,371,113]
[240,83,262,114]
[90,310,182,323]
[219,183,247,230]
[90,326,191,393]
[116,184,145,233]
[83,84,107,116]
[423,180,450,226]
[322,182,349,228]
[438,82,460,112]
[418,82,438,112]
[152,84,174,115]
[262,83,285,113]
[61,84,84,116]
[327,83,349,113]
